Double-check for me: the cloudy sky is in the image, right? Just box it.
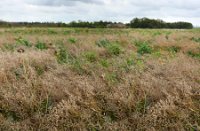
[0,0,200,26]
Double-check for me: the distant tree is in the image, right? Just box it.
[130,17,193,29]
[0,18,193,29]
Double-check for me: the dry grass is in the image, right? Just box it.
[0,28,200,131]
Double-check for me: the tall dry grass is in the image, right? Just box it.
[0,28,199,131]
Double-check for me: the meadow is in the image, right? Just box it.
[0,27,200,130]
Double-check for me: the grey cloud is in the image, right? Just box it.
[0,0,199,26]
[27,0,104,6]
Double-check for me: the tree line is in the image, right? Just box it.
[130,18,193,29]
[0,18,193,29]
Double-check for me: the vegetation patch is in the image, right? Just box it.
[0,28,200,131]
[16,37,32,47]
[191,37,200,43]
[168,46,181,53]
[56,47,69,64]
[134,40,152,55]
[68,37,77,44]
[35,41,48,50]
[106,43,122,56]
[96,38,110,48]
[84,51,98,62]
[1,43,16,52]
[100,59,110,68]
[187,51,200,59]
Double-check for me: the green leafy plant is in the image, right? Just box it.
[100,59,109,68]
[63,30,71,35]
[96,38,110,47]
[68,37,77,44]
[191,37,200,43]
[56,47,69,64]
[16,37,32,47]
[187,51,200,59]
[137,42,152,55]
[107,43,122,56]
[48,29,57,34]
[35,41,48,50]
[71,59,85,75]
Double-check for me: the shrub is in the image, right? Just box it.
[35,41,48,50]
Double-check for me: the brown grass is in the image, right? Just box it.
[0,28,199,131]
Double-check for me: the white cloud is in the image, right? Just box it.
[0,0,199,26]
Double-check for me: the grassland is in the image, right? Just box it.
[0,28,200,131]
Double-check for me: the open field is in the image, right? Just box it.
[0,28,200,130]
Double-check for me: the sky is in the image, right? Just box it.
[0,0,200,26]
